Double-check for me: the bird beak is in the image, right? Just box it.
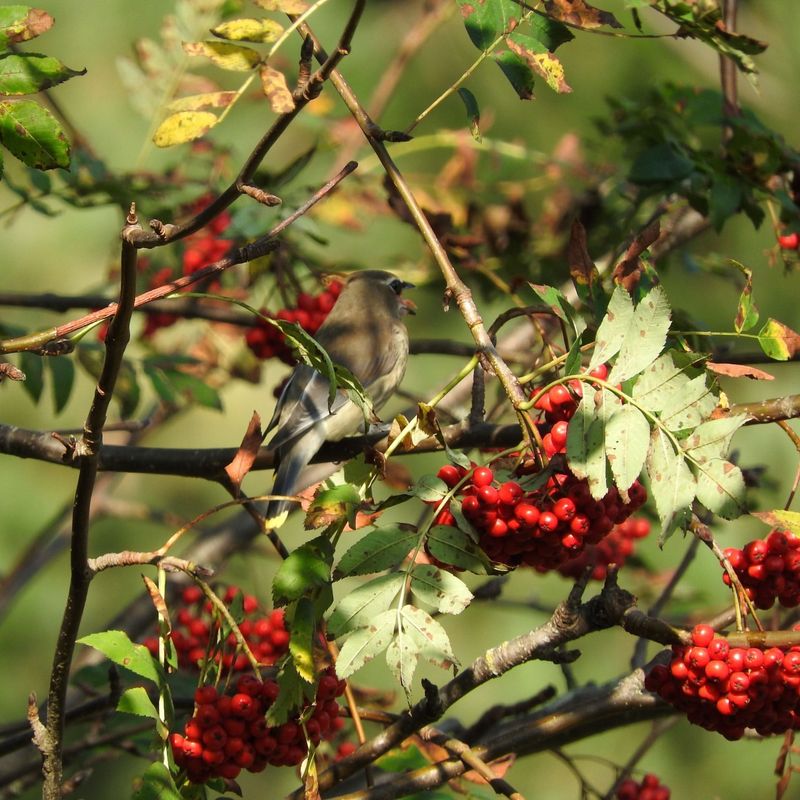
[400,297,417,315]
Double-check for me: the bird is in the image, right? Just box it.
[263,269,415,529]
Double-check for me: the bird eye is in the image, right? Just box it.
[389,278,404,294]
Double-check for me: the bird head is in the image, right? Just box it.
[339,269,416,317]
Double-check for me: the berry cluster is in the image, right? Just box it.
[645,624,800,740]
[722,530,800,610]
[144,586,289,671]
[434,464,646,571]
[616,773,671,800]
[778,231,799,250]
[181,200,232,277]
[558,515,651,581]
[245,281,343,364]
[171,668,346,783]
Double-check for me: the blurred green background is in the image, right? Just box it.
[1,1,799,797]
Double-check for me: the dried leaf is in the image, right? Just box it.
[260,64,295,114]
[544,0,622,29]
[705,361,774,381]
[224,411,263,492]
[567,219,599,290]
[612,220,660,293]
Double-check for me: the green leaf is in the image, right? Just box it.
[131,762,182,800]
[427,525,489,573]
[399,605,458,670]
[456,0,521,50]
[77,631,164,685]
[457,87,481,142]
[335,609,396,678]
[272,536,332,607]
[492,50,535,99]
[757,318,800,361]
[646,428,695,541]
[605,403,650,495]
[20,350,43,401]
[410,565,473,615]
[629,142,694,184]
[731,261,759,333]
[682,414,748,463]
[566,384,616,500]
[0,54,85,96]
[386,631,419,695]
[0,99,70,170]
[588,286,634,371]
[162,369,221,410]
[657,374,716,433]
[334,526,418,579]
[607,285,671,384]
[48,356,74,414]
[305,484,361,529]
[708,174,742,231]
[0,7,54,48]
[288,597,316,683]
[376,744,429,772]
[327,573,405,638]
[409,475,449,503]
[632,351,702,415]
[694,458,746,520]
[526,13,575,51]
[529,283,585,336]
[117,686,161,722]
[506,31,571,94]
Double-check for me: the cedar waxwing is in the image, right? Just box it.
[264,270,415,529]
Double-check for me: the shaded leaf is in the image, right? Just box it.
[544,0,622,29]
[272,536,332,607]
[335,609,396,678]
[427,525,489,573]
[334,525,418,579]
[327,573,404,638]
[0,54,85,96]
[410,564,473,615]
[409,475,449,503]
[567,219,599,296]
[492,49,534,99]
[260,64,295,114]
[0,99,70,170]
[646,427,695,541]
[757,318,800,361]
[78,631,164,685]
[605,403,649,495]
[131,762,182,800]
[0,7,53,48]
[456,0,521,50]
[20,350,42,401]
[212,17,284,43]
[607,285,671,384]
[694,458,746,520]
[629,142,694,184]
[182,40,261,71]
[529,282,585,336]
[153,111,218,147]
[224,410,262,492]
[731,260,759,332]
[48,356,74,414]
[457,87,481,142]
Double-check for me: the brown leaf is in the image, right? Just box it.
[506,37,571,94]
[706,361,774,381]
[5,8,53,44]
[612,220,660,292]
[260,65,295,114]
[544,0,622,29]
[567,219,598,289]
[463,753,516,784]
[224,411,263,492]
[142,575,171,632]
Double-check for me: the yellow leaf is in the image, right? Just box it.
[167,91,237,112]
[253,0,310,12]
[153,111,218,147]
[182,41,261,71]
[260,65,295,114]
[211,18,284,43]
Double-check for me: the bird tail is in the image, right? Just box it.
[264,442,315,530]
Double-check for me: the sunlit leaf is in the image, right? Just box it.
[212,17,284,43]
[757,318,800,361]
[410,564,473,615]
[646,427,695,541]
[657,374,716,434]
[0,54,85,96]
[682,414,748,464]
[0,6,53,48]
[544,0,622,29]
[694,458,746,520]
[426,526,490,573]
[260,64,295,114]
[166,91,237,112]
[506,31,571,94]
[752,509,800,536]
[288,597,316,682]
[327,573,404,638]
[605,403,649,495]
[78,630,165,685]
[0,100,70,170]
[153,111,218,147]
[334,526,418,578]
[182,40,261,71]
[399,605,457,670]
[335,609,396,678]
[588,286,634,372]
[386,631,418,695]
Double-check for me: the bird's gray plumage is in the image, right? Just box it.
[264,270,414,528]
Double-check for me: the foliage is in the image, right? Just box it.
[1,1,800,799]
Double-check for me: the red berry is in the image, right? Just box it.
[471,467,494,487]
[778,232,799,250]
[691,624,715,648]
[437,464,462,488]
[553,497,576,522]
[539,511,559,532]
